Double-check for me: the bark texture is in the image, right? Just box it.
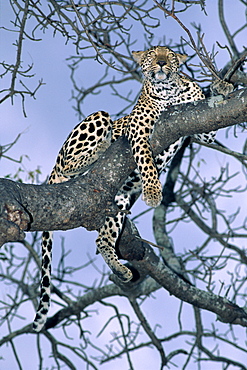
[0,88,246,246]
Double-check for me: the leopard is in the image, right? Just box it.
[33,46,216,332]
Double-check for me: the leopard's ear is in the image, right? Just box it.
[177,53,188,65]
[132,50,145,64]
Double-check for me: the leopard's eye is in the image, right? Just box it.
[167,52,176,61]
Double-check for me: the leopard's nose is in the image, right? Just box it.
[157,60,166,67]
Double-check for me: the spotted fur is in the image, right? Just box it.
[33,46,216,332]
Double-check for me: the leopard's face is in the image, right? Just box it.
[132,46,187,82]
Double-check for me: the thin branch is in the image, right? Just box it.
[129,297,167,368]
[218,0,239,57]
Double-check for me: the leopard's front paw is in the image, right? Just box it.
[142,180,162,208]
[210,79,234,97]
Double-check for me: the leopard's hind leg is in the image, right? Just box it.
[95,138,186,281]
[155,138,185,173]
[96,192,133,282]
[194,131,216,144]
[96,132,216,282]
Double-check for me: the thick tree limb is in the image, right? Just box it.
[1,89,247,332]
[131,244,247,327]
[112,224,247,328]
[152,88,247,154]
[0,138,133,245]
[0,88,246,246]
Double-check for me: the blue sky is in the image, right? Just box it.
[1,1,247,369]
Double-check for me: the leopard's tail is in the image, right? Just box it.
[33,231,53,332]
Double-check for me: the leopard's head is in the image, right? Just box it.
[132,46,187,81]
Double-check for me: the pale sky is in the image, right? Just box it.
[1,1,247,369]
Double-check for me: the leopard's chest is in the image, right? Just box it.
[151,82,190,106]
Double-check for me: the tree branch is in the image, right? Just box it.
[0,88,246,246]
